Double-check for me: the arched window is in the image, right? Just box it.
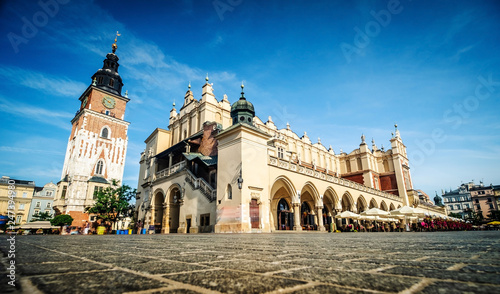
[227,184,232,200]
[383,159,389,172]
[101,127,109,138]
[109,79,114,87]
[357,157,363,170]
[346,159,351,173]
[95,160,104,175]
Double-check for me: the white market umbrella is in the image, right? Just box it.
[390,206,416,216]
[360,208,390,217]
[335,211,360,219]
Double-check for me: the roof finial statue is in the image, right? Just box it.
[318,137,321,144]
[112,31,121,53]
[92,77,97,86]
[381,144,385,151]
[394,123,400,138]
[286,122,290,130]
[240,82,245,99]
[124,90,128,98]
[205,73,209,82]
[361,134,366,144]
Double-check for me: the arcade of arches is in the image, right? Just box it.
[270,177,403,231]
[152,186,181,234]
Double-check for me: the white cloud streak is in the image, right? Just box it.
[0,66,87,97]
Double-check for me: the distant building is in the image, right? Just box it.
[470,183,499,220]
[441,182,474,218]
[27,182,57,222]
[0,176,35,225]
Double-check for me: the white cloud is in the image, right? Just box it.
[0,96,73,130]
[0,66,87,97]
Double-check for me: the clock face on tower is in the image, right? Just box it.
[102,95,116,109]
[82,96,88,109]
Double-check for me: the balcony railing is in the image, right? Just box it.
[186,169,217,202]
[155,161,187,181]
[268,155,400,201]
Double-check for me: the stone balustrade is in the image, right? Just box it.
[268,155,400,202]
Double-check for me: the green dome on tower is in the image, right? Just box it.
[231,84,255,125]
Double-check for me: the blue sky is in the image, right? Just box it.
[0,0,499,199]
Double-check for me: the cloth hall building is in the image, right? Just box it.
[135,78,445,233]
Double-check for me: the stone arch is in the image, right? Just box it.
[271,176,297,231]
[299,182,320,231]
[301,181,320,206]
[323,187,339,212]
[397,204,402,209]
[322,187,338,231]
[152,189,165,233]
[341,191,354,212]
[357,195,368,213]
[166,183,182,233]
[369,198,378,209]
[380,200,388,211]
[389,203,396,211]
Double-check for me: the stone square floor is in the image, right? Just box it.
[1,231,499,293]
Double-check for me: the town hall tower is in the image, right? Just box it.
[53,34,130,226]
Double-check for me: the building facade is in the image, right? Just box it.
[27,182,57,222]
[135,79,445,233]
[0,176,35,225]
[441,182,474,218]
[53,38,130,227]
[470,183,499,220]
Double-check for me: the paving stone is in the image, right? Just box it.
[28,269,168,294]
[0,231,499,293]
[166,269,306,293]
[119,260,211,275]
[290,284,372,294]
[382,266,500,284]
[275,267,421,292]
[18,261,110,275]
[420,281,500,294]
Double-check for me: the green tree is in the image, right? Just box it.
[50,214,74,227]
[31,211,52,222]
[85,180,135,231]
[464,210,483,225]
[487,210,500,221]
[448,212,462,219]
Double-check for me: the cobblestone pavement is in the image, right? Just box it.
[1,231,500,294]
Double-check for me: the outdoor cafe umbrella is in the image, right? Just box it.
[335,211,360,219]
[360,207,390,217]
[18,221,59,230]
[389,206,416,216]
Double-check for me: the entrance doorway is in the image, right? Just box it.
[250,199,260,229]
[301,202,315,230]
[277,198,293,230]
[169,188,181,233]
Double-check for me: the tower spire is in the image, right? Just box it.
[91,33,124,96]
[112,31,121,53]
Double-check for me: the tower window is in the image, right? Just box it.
[109,79,114,87]
[101,127,109,139]
[61,185,67,199]
[95,160,104,175]
[97,77,103,84]
[227,184,232,200]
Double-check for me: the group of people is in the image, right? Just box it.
[415,217,472,231]
[337,217,473,232]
